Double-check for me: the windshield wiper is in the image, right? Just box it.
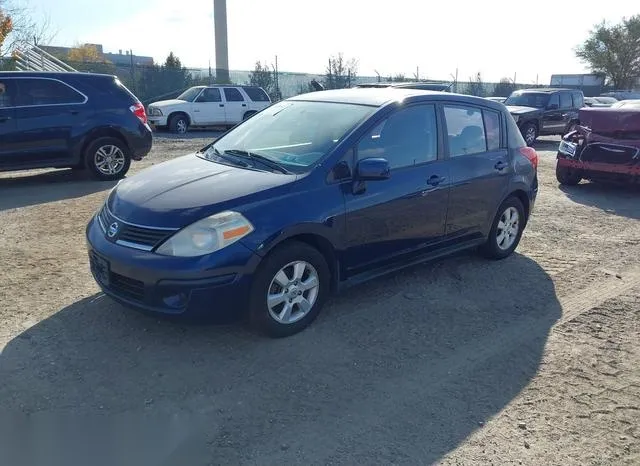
[223,149,291,174]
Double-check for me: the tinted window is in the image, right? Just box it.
[572,91,584,108]
[357,104,438,169]
[0,80,16,108]
[197,88,222,103]
[444,105,487,156]
[16,78,85,106]
[483,110,501,151]
[559,92,572,109]
[243,87,270,102]
[504,92,549,108]
[177,87,204,102]
[224,88,244,102]
[547,94,559,108]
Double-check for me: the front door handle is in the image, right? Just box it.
[242,103,247,107]
[427,175,446,186]
[219,104,225,107]
[494,161,508,171]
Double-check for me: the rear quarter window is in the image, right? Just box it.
[242,86,270,102]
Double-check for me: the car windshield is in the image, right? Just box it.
[176,87,204,102]
[201,100,376,173]
[504,92,550,108]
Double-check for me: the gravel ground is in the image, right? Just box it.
[0,135,639,465]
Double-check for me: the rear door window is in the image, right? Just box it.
[571,91,584,108]
[444,105,487,156]
[16,78,85,106]
[223,88,245,102]
[547,94,559,108]
[559,92,572,109]
[242,87,270,102]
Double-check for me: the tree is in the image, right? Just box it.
[324,53,358,89]
[575,15,640,89]
[465,72,486,97]
[0,0,54,55]
[67,43,103,63]
[248,60,280,100]
[493,77,516,97]
[0,6,12,53]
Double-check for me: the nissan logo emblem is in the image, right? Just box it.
[107,222,119,238]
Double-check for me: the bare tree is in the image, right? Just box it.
[324,53,358,90]
[0,0,55,55]
[465,72,487,97]
[248,60,280,100]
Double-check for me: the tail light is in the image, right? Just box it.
[519,146,538,170]
[130,102,148,125]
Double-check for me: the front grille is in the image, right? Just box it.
[98,204,176,250]
[110,272,145,302]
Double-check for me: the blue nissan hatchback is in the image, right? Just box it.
[87,88,538,337]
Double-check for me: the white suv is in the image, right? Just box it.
[147,85,272,134]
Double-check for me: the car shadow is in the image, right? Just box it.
[559,182,640,220]
[0,252,561,465]
[0,169,116,211]
[533,137,560,152]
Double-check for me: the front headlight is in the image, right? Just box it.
[155,211,254,257]
[148,107,163,116]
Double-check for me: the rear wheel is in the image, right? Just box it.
[85,137,131,181]
[556,164,582,186]
[249,241,330,338]
[521,123,538,146]
[481,196,525,260]
[169,114,189,134]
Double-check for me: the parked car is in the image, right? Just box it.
[355,82,452,92]
[556,106,640,186]
[87,88,539,337]
[0,71,152,180]
[584,96,616,107]
[504,88,584,146]
[611,99,640,109]
[147,85,272,134]
[600,91,640,101]
[486,96,507,103]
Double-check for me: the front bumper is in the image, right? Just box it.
[86,216,261,319]
[148,115,169,127]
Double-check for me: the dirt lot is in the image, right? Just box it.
[0,135,639,465]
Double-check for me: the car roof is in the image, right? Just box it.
[289,87,505,110]
[514,88,574,93]
[0,71,115,80]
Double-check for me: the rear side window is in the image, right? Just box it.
[572,91,584,108]
[559,92,572,109]
[444,105,487,156]
[16,78,85,106]
[358,104,438,168]
[242,86,270,102]
[482,110,501,151]
[506,113,527,148]
[224,88,245,102]
[0,80,16,108]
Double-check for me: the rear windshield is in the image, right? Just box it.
[504,92,550,108]
[113,78,140,103]
[242,86,270,102]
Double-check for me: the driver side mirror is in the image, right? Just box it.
[356,157,390,181]
[547,103,559,110]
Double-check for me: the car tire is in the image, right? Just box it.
[521,123,538,146]
[481,196,526,260]
[85,137,131,181]
[556,164,582,186]
[249,241,331,338]
[243,111,257,121]
[169,114,189,134]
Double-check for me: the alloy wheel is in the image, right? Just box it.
[496,206,520,251]
[267,260,320,324]
[94,145,126,175]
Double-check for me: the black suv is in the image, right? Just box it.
[0,72,152,180]
[504,88,584,146]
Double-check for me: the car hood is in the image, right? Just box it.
[149,99,187,108]
[506,105,540,115]
[108,154,297,228]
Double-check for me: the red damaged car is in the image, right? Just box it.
[556,106,640,185]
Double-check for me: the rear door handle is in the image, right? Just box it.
[219,104,225,107]
[427,175,446,186]
[0,116,11,123]
[241,103,247,107]
[494,161,508,171]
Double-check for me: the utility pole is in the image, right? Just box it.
[213,0,230,83]
[130,49,135,93]
[274,55,280,100]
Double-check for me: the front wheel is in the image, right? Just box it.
[521,123,538,146]
[169,114,189,134]
[556,164,582,186]
[85,137,131,181]
[249,241,330,338]
[481,196,525,260]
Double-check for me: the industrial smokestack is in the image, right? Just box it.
[213,0,230,83]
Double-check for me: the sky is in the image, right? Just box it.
[16,0,638,84]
